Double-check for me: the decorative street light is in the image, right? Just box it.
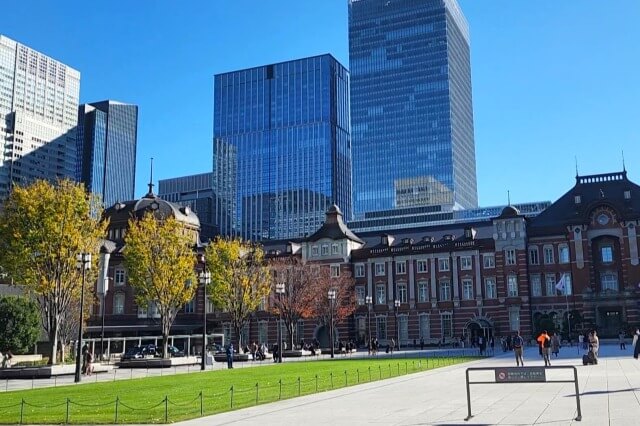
[74,253,92,383]
[199,266,211,371]
[394,299,401,351]
[365,295,373,354]
[96,252,110,362]
[275,282,285,363]
[328,289,336,359]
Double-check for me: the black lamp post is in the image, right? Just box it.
[74,253,92,383]
[199,267,211,371]
[275,282,285,363]
[365,295,373,353]
[394,299,401,351]
[328,289,336,359]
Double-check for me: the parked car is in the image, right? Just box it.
[208,343,224,354]
[167,346,185,357]
[141,344,159,357]
[121,346,144,360]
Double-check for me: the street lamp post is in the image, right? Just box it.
[394,299,401,351]
[74,253,92,383]
[275,282,285,363]
[328,289,336,359]
[365,295,373,353]
[199,267,211,371]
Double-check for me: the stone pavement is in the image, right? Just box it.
[175,344,640,426]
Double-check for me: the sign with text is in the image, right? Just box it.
[494,367,546,383]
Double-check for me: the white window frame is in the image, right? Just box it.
[441,313,453,338]
[355,286,365,305]
[462,279,473,300]
[507,275,518,297]
[558,245,570,264]
[332,243,339,255]
[483,254,495,269]
[321,245,329,256]
[355,263,365,278]
[397,283,407,303]
[419,314,430,339]
[114,268,126,286]
[311,245,319,257]
[418,281,428,302]
[531,274,542,297]
[376,316,387,340]
[529,246,539,265]
[113,292,125,315]
[460,256,472,270]
[485,277,497,299]
[545,274,556,296]
[330,264,340,278]
[438,258,450,272]
[399,315,409,341]
[375,263,386,276]
[416,260,428,273]
[396,261,407,275]
[601,246,613,263]
[544,246,554,264]
[439,280,451,301]
[601,272,618,292]
[376,284,386,305]
[506,249,516,265]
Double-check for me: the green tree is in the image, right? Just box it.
[0,179,106,364]
[0,296,40,354]
[206,238,271,351]
[124,213,197,358]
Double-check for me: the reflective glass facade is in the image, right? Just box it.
[214,54,351,241]
[77,100,138,207]
[349,0,477,218]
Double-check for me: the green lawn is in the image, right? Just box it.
[0,356,476,424]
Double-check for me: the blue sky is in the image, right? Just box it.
[3,0,639,206]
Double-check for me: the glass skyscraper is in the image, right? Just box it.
[77,100,138,207]
[213,54,351,241]
[349,0,477,218]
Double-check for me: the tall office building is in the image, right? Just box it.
[349,0,477,218]
[213,54,352,241]
[77,100,138,207]
[0,35,80,202]
[158,172,217,241]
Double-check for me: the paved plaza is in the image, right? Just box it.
[175,344,640,426]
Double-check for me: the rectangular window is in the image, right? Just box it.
[544,246,554,264]
[397,284,407,303]
[559,245,570,264]
[601,272,618,292]
[331,244,339,255]
[416,260,428,273]
[441,313,453,338]
[355,286,365,305]
[563,273,573,295]
[330,265,340,278]
[399,316,408,341]
[355,264,365,278]
[312,246,319,256]
[507,275,518,297]
[531,275,542,297]
[483,254,495,269]
[137,304,147,318]
[419,315,430,339]
[601,246,613,263]
[396,261,406,275]
[114,268,126,286]
[485,278,497,299]
[375,263,386,276]
[545,274,556,296]
[258,321,268,344]
[376,284,386,305]
[438,258,450,271]
[376,317,387,340]
[113,293,125,315]
[529,247,539,265]
[418,281,428,302]
[508,308,520,332]
[506,249,516,265]
[184,298,195,313]
[321,245,329,256]
[460,256,472,270]
[439,281,451,301]
[462,279,473,300]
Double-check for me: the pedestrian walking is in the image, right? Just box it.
[589,331,599,363]
[513,331,524,366]
[537,330,551,366]
[619,331,626,350]
[551,333,560,357]
[226,343,234,369]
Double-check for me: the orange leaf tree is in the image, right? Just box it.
[310,265,356,346]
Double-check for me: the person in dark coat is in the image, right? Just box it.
[226,343,234,369]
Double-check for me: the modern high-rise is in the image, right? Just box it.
[77,100,138,207]
[213,54,352,241]
[348,0,477,218]
[158,172,217,241]
[0,35,80,202]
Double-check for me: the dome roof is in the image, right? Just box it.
[104,193,200,229]
[499,205,520,218]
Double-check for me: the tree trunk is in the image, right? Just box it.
[162,333,169,359]
[287,322,294,350]
[233,324,241,352]
[48,326,58,365]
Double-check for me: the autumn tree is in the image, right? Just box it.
[124,213,197,358]
[311,265,356,346]
[269,257,318,349]
[206,238,271,351]
[0,179,106,364]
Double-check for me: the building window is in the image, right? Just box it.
[561,273,573,295]
[543,246,554,264]
[438,258,450,271]
[529,247,539,265]
[397,283,407,303]
[331,244,339,255]
[574,195,582,204]
[184,298,195,313]
[399,316,408,341]
[376,284,386,304]
[462,279,473,300]
[376,317,387,340]
[113,293,125,315]
[355,264,365,278]
[601,272,618,292]
[545,274,556,296]
[483,254,495,269]
[441,313,453,338]
[485,278,497,299]
[114,268,126,286]
[321,245,329,256]
[531,275,542,297]
[207,299,215,314]
[419,314,430,339]
[418,281,428,302]
[624,190,631,200]
[355,286,365,305]
[312,246,319,256]
[559,245,570,264]
[258,321,268,344]
[507,275,518,297]
[506,249,516,265]
[375,263,386,276]
[508,308,520,332]
[460,256,472,270]
[439,280,451,301]
[416,260,428,273]
[330,265,340,278]
[601,246,613,263]
[137,304,147,318]
[396,261,407,275]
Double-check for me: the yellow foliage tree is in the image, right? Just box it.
[0,179,106,364]
[124,213,197,358]
[205,238,271,351]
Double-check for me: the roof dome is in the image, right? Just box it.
[500,205,520,218]
[103,192,200,229]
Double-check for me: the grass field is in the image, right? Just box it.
[0,356,476,424]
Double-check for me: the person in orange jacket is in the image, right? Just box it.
[537,330,551,366]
